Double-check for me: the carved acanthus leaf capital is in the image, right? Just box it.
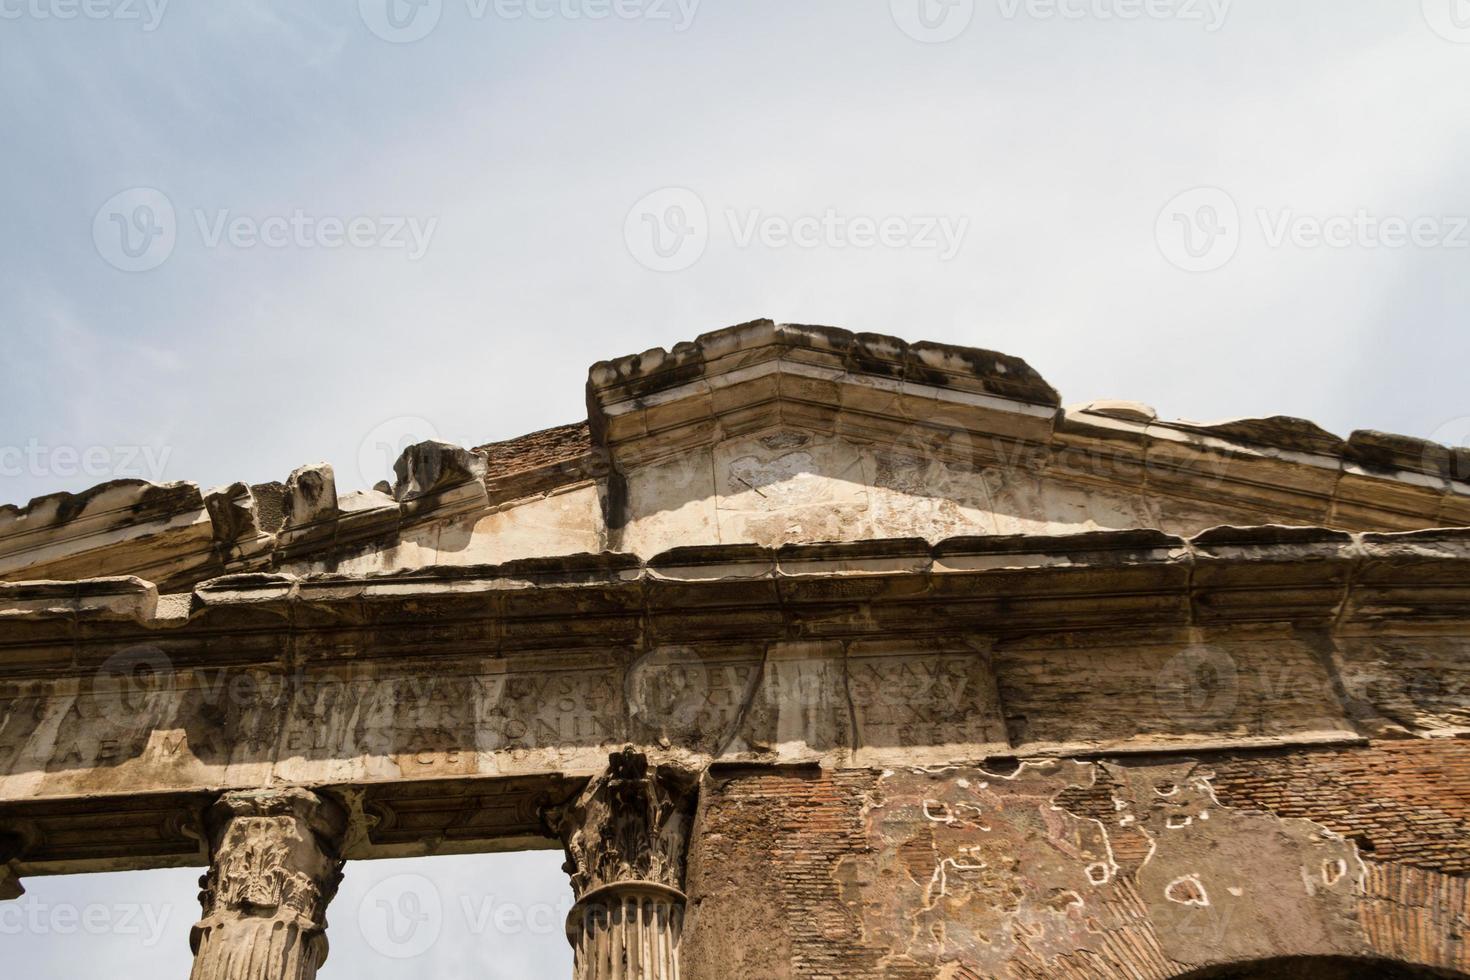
[545,748,699,898]
[196,788,347,928]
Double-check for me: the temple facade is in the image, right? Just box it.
[1,320,1467,978]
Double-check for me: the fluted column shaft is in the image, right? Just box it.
[188,789,346,980]
[546,749,698,980]
[570,881,686,980]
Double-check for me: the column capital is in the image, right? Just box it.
[189,788,347,980]
[545,747,700,898]
[196,788,347,928]
[544,749,700,980]
[203,787,348,849]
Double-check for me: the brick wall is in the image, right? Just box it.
[681,740,1470,979]
[681,765,883,980]
[1204,739,1470,875]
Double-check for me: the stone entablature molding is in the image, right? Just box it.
[0,524,1466,879]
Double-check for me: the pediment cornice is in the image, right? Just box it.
[2,319,1467,590]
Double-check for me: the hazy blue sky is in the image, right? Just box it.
[2,0,1469,976]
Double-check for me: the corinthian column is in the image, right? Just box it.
[188,789,347,980]
[545,749,699,980]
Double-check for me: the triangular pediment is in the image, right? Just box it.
[589,320,1469,555]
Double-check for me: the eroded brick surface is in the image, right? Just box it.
[1203,741,1470,876]
[685,751,1470,979]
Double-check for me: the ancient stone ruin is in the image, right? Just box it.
[1,319,1467,978]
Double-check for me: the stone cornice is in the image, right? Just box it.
[588,320,1063,410]
[1,525,1468,674]
[3,320,1468,591]
[587,320,1061,474]
[589,321,1470,530]
[0,480,219,594]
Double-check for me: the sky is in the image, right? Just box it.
[1,0,1468,975]
[6,850,575,977]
